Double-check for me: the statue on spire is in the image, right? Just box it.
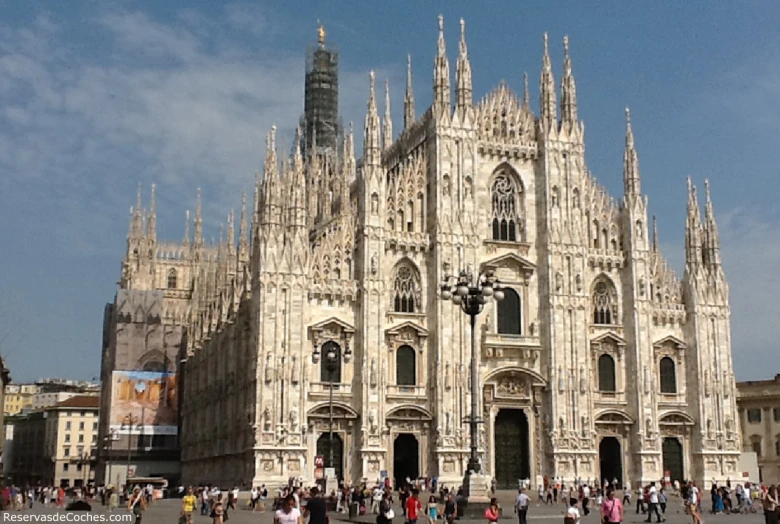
[318,22,325,45]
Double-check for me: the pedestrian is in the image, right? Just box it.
[405,489,422,524]
[687,482,704,524]
[275,494,303,524]
[211,494,225,524]
[303,486,328,524]
[127,487,146,524]
[646,482,664,523]
[761,486,778,524]
[427,495,438,523]
[514,487,529,524]
[602,490,624,524]
[485,498,500,524]
[565,498,580,524]
[181,487,197,524]
[444,493,456,524]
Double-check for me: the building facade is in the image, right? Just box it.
[4,384,37,416]
[11,396,99,487]
[737,374,780,485]
[111,19,741,488]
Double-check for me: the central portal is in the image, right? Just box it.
[316,433,344,480]
[393,433,419,488]
[493,409,530,489]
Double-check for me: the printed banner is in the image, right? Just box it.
[109,370,178,435]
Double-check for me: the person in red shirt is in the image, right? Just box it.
[405,489,422,524]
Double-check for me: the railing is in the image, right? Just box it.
[309,382,352,396]
[386,385,426,397]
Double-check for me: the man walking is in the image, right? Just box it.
[645,483,664,523]
[514,488,529,524]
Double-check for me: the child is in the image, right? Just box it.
[428,495,438,522]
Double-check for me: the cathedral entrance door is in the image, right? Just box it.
[317,433,344,480]
[662,437,684,483]
[599,437,623,487]
[393,433,419,488]
[494,409,530,489]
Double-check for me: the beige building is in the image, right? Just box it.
[4,384,38,416]
[11,395,99,487]
[737,374,780,485]
[110,19,741,488]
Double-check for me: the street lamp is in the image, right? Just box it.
[440,269,503,495]
[120,414,141,491]
[102,428,118,488]
[312,340,352,477]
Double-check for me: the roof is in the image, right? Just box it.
[50,395,100,410]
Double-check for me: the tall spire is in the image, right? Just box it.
[560,35,578,126]
[288,126,307,228]
[404,54,415,129]
[685,177,703,269]
[146,183,157,242]
[194,187,203,247]
[383,79,393,150]
[239,191,248,257]
[540,33,557,130]
[183,209,190,246]
[652,215,658,252]
[131,182,143,238]
[433,15,451,114]
[623,107,641,196]
[523,72,530,109]
[262,126,281,224]
[364,71,381,168]
[703,179,722,268]
[455,18,472,111]
[227,209,235,257]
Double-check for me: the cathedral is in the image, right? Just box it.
[112,17,741,488]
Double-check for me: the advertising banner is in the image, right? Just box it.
[109,371,178,435]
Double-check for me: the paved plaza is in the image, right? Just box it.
[0,493,767,524]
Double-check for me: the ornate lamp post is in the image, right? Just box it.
[312,341,351,476]
[120,414,141,490]
[440,269,504,502]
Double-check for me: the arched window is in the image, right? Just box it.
[598,354,616,392]
[396,345,416,386]
[167,269,177,289]
[320,341,342,383]
[392,261,421,313]
[497,288,522,335]
[490,168,523,242]
[592,278,618,325]
[142,360,166,373]
[659,357,677,394]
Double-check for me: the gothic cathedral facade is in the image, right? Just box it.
[113,18,741,488]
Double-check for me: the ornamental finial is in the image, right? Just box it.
[317,22,325,45]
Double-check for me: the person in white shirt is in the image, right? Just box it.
[566,498,581,524]
[645,483,664,523]
[371,487,383,514]
[514,488,529,524]
[275,494,303,524]
[581,485,591,515]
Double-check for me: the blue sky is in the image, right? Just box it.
[0,1,778,382]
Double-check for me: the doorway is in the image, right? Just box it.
[494,409,530,488]
[599,436,623,487]
[316,433,344,480]
[393,433,419,488]
[662,437,684,483]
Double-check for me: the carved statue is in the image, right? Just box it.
[579,366,587,393]
[370,358,377,388]
[555,272,563,292]
[645,418,652,436]
[706,418,713,439]
[444,363,452,390]
[290,355,299,384]
[581,415,589,437]
[264,352,273,383]
[369,408,378,434]
[465,178,472,199]
[558,366,565,392]
[290,406,299,432]
[445,411,452,435]
[370,253,378,275]
[575,274,583,292]
[704,371,711,397]
[725,418,734,440]
[643,367,649,394]
[263,406,272,432]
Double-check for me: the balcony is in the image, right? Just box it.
[386,385,426,399]
[309,382,353,399]
[483,333,542,365]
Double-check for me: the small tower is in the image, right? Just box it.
[383,80,393,150]
[433,15,451,116]
[539,33,557,132]
[404,55,415,130]
[560,36,578,132]
[455,18,472,112]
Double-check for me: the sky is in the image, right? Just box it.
[0,1,778,382]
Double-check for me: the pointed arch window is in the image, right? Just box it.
[392,262,421,313]
[167,269,178,289]
[396,345,416,386]
[592,278,618,325]
[320,341,342,383]
[490,169,524,242]
[497,288,522,335]
[659,356,677,394]
[598,354,616,392]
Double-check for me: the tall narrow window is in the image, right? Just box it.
[167,269,177,289]
[490,168,523,241]
[319,341,342,383]
[497,288,522,335]
[598,354,616,392]
[392,261,421,313]
[396,345,416,386]
[659,357,677,394]
[592,278,618,325]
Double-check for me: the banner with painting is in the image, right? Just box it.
[109,370,178,435]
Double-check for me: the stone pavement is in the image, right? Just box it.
[0,493,766,524]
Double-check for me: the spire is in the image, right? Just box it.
[623,107,641,196]
[183,209,190,246]
[383,79,393,150]
[364,71,381,167]
[540,33,557,130]
[239,191,248,256]
[194,187,203,247]
[404,54,415,129]
[227,209,235,257]
[703,179,722,267]
[293,126,304,172]
[560,35,578,126]
[652,215,658,252]
[433,15,451,114]
[455,18,472,111]
[131,182,143,238]
[288,126,307,228]
[262,126,281,224]
[146,183,157,242]
[523,72,530,109]
[685,177,703,268]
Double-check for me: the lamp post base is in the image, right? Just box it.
[459,471,493,518]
